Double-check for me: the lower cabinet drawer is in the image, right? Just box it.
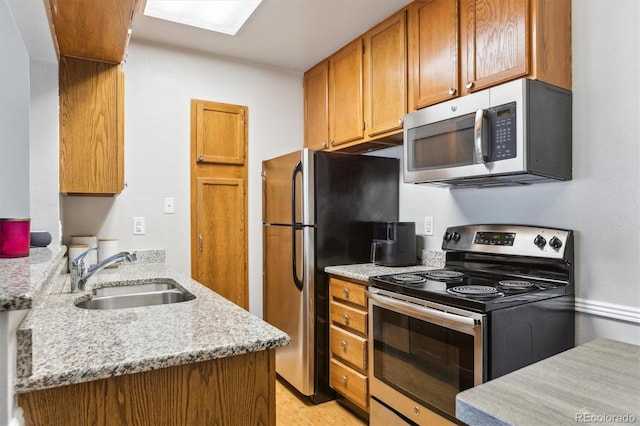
[330,325,367,371]
[330,358,368,409]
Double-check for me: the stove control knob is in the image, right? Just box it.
[452,232,461,242]
[443,232,452,242]
[549,236,563,249]
[534,235,546,248]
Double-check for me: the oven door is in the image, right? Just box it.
[367,288,485,425]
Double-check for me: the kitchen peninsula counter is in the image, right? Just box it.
[456,338,640,425]
[16,259,289,393]
[0,245,66,311]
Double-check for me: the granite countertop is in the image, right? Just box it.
[15,260,290,394]
[0,245,66,311]
[456,338,640,426]
[325,263,438,282]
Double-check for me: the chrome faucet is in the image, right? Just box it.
[70,248,137,292]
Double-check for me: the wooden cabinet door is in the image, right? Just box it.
[59,56,124,195]
[193,177,247,308]
[409,0,460,110]
[364,10,407,137]
[460,0,529,94]
[303,62,330,150]
[194,101,246,165]
[190,100,248,309]
[328,39,364,148]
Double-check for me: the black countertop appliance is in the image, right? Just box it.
[370,221,416,266]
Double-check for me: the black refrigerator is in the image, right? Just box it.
[262,149,399,403]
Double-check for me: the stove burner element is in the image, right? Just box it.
[424,270,465,280]
[447,285,503,298]
[391,274,427,285]
[498,280,536,290]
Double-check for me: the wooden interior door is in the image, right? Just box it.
[191,100,248,309]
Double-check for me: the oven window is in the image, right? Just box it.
[372,305,476,417]
[407,112,476,171]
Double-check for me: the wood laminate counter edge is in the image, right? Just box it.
[456,338,640,426]
[15,260,290,394]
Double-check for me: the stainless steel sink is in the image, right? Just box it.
[75,279,196,310]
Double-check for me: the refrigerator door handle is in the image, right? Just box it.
[291,160,304,291]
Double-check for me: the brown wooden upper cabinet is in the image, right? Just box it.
[59,57,125,196]
[364,10,408,140]
[409,0,571,109]
[328,39,365,149]
[303,11,407,153]
[303,62,330,151]
[459,0,571,95]
[46,0,140,63]
[409,0,460,110]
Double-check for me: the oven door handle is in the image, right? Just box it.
[367,290,479,327]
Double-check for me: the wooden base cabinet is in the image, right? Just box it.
[18,350,276,426]
[328,276,370,413]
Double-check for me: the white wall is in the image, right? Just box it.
[29,59,60,244]
[389,0,640,345]
[61,41,303,315]
[0,0,30,218]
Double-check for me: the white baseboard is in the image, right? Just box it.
[574,298,640,324]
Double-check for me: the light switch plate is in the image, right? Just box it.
[424,216,434,236]
[133,217,145,235]
[164,197,175,214]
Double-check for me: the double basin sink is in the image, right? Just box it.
[75,278,196,310]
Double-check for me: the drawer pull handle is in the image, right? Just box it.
[341,375,348,384]
[414,406,420,415]
[343,288,349,298]
[341,340,347,349]
[342,314,349,324]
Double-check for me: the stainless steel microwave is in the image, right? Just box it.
[403,79,572,188]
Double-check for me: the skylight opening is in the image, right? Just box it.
[144,0,263,36]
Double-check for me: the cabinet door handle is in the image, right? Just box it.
[448,88,456,95]
[466,81,474,89]
[398,118,404,125]
[199,234,203,252]
[197,155,204,162]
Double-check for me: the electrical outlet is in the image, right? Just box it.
[164,197,175,214]
[424,216,434,236]
[133,217,146,235]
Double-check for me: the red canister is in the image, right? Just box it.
[0,218,31,258]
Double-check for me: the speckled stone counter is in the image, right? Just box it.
[0,245,66,311]
[15,261,290,394]
[325,263,438,282]
[456,338,640,426]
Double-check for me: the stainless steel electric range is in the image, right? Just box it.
[367,224,575,425]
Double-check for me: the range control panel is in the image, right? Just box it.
[442,224,573,260]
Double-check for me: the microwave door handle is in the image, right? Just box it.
[474,108,491,164]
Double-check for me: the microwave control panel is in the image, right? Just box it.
[489,102,517,161]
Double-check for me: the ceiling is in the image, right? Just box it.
[8,0,411,73]
[131,0,412,73]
